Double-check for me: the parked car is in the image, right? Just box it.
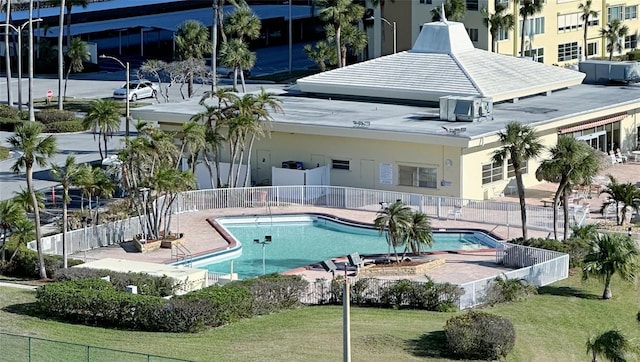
[112,80,157,101]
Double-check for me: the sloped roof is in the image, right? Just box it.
[297,20,585,103]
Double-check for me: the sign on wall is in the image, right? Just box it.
[379,163,393,185]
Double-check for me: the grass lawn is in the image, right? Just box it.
[1,273,639,362]
[32,97,151,114]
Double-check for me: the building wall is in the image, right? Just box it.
[389,0,640,65]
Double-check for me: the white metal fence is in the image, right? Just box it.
[32,185,569,256]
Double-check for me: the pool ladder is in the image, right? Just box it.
[172,243,192,267]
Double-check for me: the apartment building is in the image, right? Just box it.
[376,0,639,65]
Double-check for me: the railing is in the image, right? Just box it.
[172,243,192,266]
[32,185,575,255]
[0,331,192,362]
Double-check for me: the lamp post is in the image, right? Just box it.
[0,18,43,112]
[100,54,130,136]
[366,16,396,54]
[253,235,272,275]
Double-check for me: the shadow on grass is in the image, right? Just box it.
[537,285,600,300]
[3,302,43,318]
[407,330,452,358]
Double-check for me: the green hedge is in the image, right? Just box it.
[0,117,24,132]
[55,268,176,296]
[0,245,83,279]
[231,273,308,315]
[445,311,516,360]
[180,284,253,326]
[34,109,77,124]
[510,237,589,268]
[43,120,86,133]
[0,104,20,119]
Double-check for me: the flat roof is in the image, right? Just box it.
[131,82,640,142]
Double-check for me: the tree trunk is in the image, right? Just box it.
[603,273,612,299]
[520,16,527,57]
[335,25,342,68]
[103,133,109,160]
[62,193,68,269]
[515,172,528,240]
[239,68,246,93]
[27,168,47,279]
[552,187,560,240]
[583,21,589,59]
[562,187,570,240]
[188,72,194,98]
[243,134,256,187]
[232,68,238,92]
[64,67,70,101]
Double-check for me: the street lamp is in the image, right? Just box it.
[366,16,396,54]
[0,18,43,112]
[100,54,130,136]
[253,235,272,275]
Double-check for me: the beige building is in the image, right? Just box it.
[133,19,640,201]
[371,0,640,65]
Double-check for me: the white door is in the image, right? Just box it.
[256,150,271,185]
[360,159,375,189]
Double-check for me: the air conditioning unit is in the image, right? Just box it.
[440,96,493,122]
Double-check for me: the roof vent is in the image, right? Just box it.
[439,96,493,122]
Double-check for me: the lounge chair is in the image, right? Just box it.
[447,205,463,220]
[347,252,374,272]
[320,259,338,277]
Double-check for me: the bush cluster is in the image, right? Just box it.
[445,311,516,360]
[329,277,463,312]
[510,237,590,268]
[483,276,537,306]
[0,104,20,119]
[55,268,176,297]
[233,273,308,315]
[34,109,77,124]
[42,120,86,133]
[0,245,83,279]
[0,117,25,132]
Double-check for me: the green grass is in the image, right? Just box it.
[1,273,639,361]
[32,97,151,113]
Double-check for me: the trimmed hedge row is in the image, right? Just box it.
[42,120,86,133]
[34,109,77,124]
[55,267,176,297]
[329,277,463,311]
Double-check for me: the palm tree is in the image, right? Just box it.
[0,199,23,261]
[404,211,433,257]
[492,122,544,241]
[374,200,413,262]
[535,137,600,240]
[83,99,122,160]
[579,0,598,59]
[600,19,629,61]
[49,0,88,48]
[63,37,89,100]
[583,234,639,299]
[50,155,83,268]
[519,0,544,57]
[12,188,45,213]
[219,38,256,93]
[586,329,636,362]
[483,3,514,52]
[7,217,35,263]
[318,0,364,68]
[304,40,337,71]
[325,22,367,67]
[599,175,640,226]
[431,0,466,21]
[7,122,57,279]
[175,121,207,174]
[175,20,211,98]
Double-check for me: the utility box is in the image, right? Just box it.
[125,285,138,294]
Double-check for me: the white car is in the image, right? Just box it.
[112,80,158,101]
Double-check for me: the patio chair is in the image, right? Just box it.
[320,259,338,278]
[616,148,627,163]
[447,205,463,220]
[608,150,620,164]
[347,252,374,273]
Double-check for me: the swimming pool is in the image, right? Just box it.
[184,214,501,279]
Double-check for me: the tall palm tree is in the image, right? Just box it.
[49,0,88,48]
[224,1,261,42]
[175,20,211,98]
[0,199,23,261]
[318,0,364,68]
[175,121,207,173]
[219,38,256,93]
[599,175,640,226]
[63,37,88,100]
[83,99,122,160]
[483,3,514,52]
[519,0,544,57]
[431,0,466,21]
[579,0,598,59]
[7,122,57,279]
[304,40,337,71]
[583,233,639,299]
[374,200,413,262]
[12,188,45,213]
[600,19,629,61]
[404,211,433,257]
[586,329,636,362]
[492,122,544,241]
[50,155,83,268]
[536,137,600,240]
[325,22,367,67]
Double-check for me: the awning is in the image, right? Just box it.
[558,113,627,134]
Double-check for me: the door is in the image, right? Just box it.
[360,159,375,189]
[256,150,271,185]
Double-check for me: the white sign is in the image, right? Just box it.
[379,163,393,185]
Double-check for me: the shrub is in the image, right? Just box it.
[0,104,20,119]
[380,279,414,308]
[0,117,24,132]
[483,276,537,306]
[34,109,77,124]
[3,245,66,279]
[379,278,463,311]
[510,236,590,268]
[54,268,176,296]
[445,311,516,360]
[43,120,86,133]
[231,274,308,315]
[180,284,253,325]
[0,146,9,160]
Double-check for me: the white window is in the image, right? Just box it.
[481,162,503,185]
[497,27,509,41]
[331,159,350,170]
[399,165,437,188]
[524,47,544,62]
[467,28,479,42]
[625,35,637,49]
[523,16,545,36]
[507,160,528,178]
[625,5,638,20]
[558,42,579,61]
[466,0,479,11]
[608,5,624,21]
[557,13,581,32]
[587,42,598,56]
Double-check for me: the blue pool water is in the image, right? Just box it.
[187,215,500,279]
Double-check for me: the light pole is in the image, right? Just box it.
[253,235,272,275]
[100,54,130,136]
[367,16,396,54]
[0,18,43,112]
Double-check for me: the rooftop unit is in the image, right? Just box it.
[439,96,493,122]
[579,60,640,84]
